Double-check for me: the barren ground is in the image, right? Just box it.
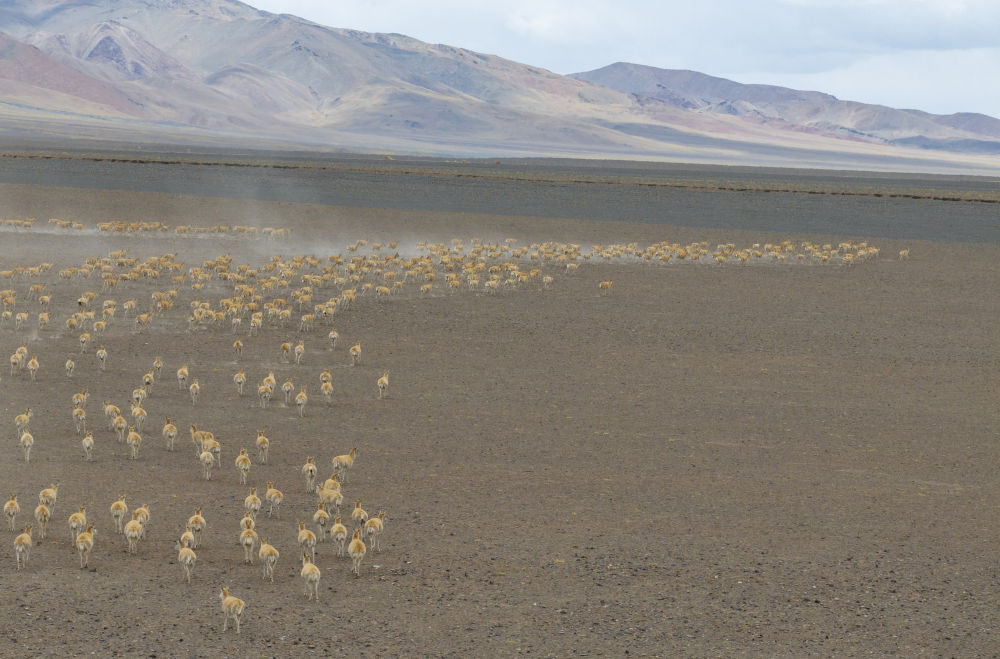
[0,162,997,657]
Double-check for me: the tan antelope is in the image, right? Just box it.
[219,587,246,634]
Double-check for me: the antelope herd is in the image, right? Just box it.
[0,217,897,634]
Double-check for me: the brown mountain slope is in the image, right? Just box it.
[571,62,1000,152]
[0,1,998,172]
[0,32,143,117]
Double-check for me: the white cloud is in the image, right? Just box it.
[503,1,635,43]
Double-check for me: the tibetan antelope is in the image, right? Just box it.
[295,387,308,417]
[219,587,245,634]
[257,381,272,408]
[322,472,341,492]
[235,448,251,484]
[15,408,31,437]
[364,511,387,552]
[234,369,247,395]
[9,351,22,376]
[103,401,120,429]
[67,507,87,543]
[301,457,317,492]
[244,488,261,519]
[39,483,59,511]
[76,524,96,568]
[81,432,94,460]
[351,500,369,529]
[348,529,366,576]
[255,430,269,464]
[162,418,178,451]
[316,484,343,515]
[331,517,348,556]
[313,503,330,542]
[131,386,147,406]
[200,450,215,480]
[123,512,143,553]
[72,388,88,408]
[259,539,279,583]
[110,496,128,534]
[33,504,49,539]
[332,447,357,482]
[126,426,142,459]
[72,406,86,434]
[179,526,195,549]
[4,494,19,531]
[175,540,196,584]
[240,527,258,564]
[19,431,33,462]
[130,402,147,432]
[113,414,128,442]
[188,509,206,548]
[14,525,32,570]
[265,482,283,518]
[134,504,150,539]
[300,554,321,601]
[297,521,316,562]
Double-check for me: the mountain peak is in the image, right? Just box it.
[571,63,999,150]
[0,31,144,118]
[0,0,998,170]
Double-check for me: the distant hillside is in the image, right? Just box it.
[0,0,999,173]
[0,32,142,117]
[570,63,1000,154]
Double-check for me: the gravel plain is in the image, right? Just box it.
[0,155,997,656]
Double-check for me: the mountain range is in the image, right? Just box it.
[1,0,999,173]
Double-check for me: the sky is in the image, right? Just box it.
[248,0,1000,119]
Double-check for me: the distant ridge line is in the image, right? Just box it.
[0,1,998,173]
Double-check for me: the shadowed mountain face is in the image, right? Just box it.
[0,31,143,117]
[0,0,998,172]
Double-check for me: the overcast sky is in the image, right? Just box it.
[249,0,1000,119]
